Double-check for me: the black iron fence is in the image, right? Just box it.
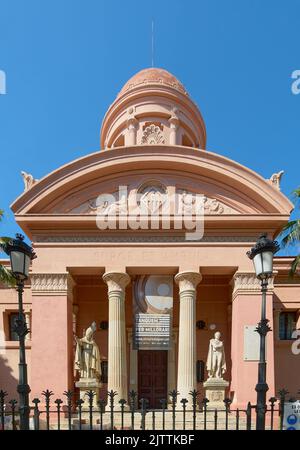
[0,388,296,430]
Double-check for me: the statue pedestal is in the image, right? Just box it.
[75,378,101,410]
[203,378,229,409]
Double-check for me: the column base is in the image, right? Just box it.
[75,378,101,410]
[203,378,229,409]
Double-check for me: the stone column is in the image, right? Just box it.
[103,272,130,406]
[169,116,179,145]
[175,271,202,405]
[126,117,138,146]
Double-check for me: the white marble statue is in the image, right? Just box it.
[74,322,101,379]
[21,171,38,191]
[206,331,226,379]
[270,170,284,190]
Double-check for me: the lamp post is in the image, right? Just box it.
[2,234,36,430]
[247,233,279,430]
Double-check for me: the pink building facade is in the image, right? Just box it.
[1,68,300,408]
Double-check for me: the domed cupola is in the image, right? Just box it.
[100,68,206,150]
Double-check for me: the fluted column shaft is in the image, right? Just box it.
[103,272,130,405]
[126,117,138,146]
[175,271,202,405]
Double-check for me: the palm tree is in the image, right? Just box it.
[0,209,15,286]
[280,187,300,277]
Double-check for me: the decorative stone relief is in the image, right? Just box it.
[231,272,275,295]
[137,181,167,214]
[31,273,68,293]
[52,183,239,216]
[141,124,165,145]
[176,189,238,215]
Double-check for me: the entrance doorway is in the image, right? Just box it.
[138,350,168,409]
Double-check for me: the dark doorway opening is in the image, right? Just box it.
[138,350,168,409]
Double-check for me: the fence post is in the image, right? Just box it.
[181,398,188,430]
[189,389,198,430]
[86,390,95,430]
[129,390,137,430]
[119,399,127,430]
[76,399,84,430]
[54,398,63,430]
[108,390,117,430]
[278,389,288,430]
[63,390,74,430]
[9,399,18,430]
[160,399,167,430]
[236,408,239,430]
[139,398,148,430]
[224,398,232,430]
[32,398,40,430]
[42,389,53,430]
[246,401,252,430]
[98,399,106,430]
[169,390,178,430]
[202,398,209,430]
[268,397,277,431]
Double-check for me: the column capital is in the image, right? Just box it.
[126,116,138,128]
[175,271,202,293]
[103,272,130,292]
[169,116,179,128]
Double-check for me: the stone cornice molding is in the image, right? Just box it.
[231,272,275,298]
[102,272,130,293]
[175,271,202,293]
[34,235,258,243]
[31,273,69,295]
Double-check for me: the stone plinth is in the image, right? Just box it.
[75,378,101,410]
[203,378,229,409]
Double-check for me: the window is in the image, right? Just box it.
[9,312,19,341]
[279,311,297,340]
[100,360,108,384]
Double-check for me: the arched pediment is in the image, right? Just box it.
[11,145,293,237]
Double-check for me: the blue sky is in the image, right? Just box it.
[0,0,299,255]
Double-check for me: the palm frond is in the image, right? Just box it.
[281,229,300,248]
[292,187,300,199]
[0,236,12,253]
[279,220,300,248]
[0,264,16,286]
[289,255,300,278]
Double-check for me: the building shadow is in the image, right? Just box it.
[0,354,18,400]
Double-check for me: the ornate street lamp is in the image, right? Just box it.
[2,233,36,430]
[247,233,279,430]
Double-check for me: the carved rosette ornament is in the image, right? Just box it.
[141,124,165,145]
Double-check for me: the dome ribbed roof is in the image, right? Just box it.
[118,67,189,97]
